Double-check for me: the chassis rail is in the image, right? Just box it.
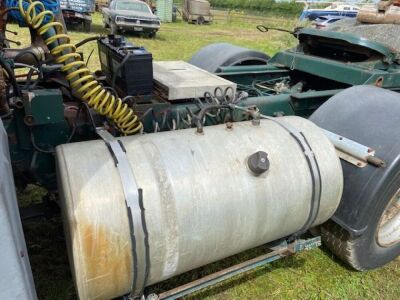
[143,237,321,300]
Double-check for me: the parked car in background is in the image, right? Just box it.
[102,0,161,37]
[312,16,348,29]
[300,3,360,21]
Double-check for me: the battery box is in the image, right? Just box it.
[98,35,153,96]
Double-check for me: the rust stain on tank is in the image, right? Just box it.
[79,223,132,300]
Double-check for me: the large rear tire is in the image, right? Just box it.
[310,85,400,270]
[321,184,400,270]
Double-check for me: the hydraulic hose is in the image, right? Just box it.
[17,0,143,135]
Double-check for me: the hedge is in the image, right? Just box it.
[209,0,303,16]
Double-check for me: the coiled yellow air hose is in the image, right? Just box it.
[18,0,143,135]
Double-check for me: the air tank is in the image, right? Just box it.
[56,116,343,300]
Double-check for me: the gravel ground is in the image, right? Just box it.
[326,19,400,53]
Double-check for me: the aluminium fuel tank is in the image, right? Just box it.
[56,116,343,300]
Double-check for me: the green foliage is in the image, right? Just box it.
[209,0,303,16]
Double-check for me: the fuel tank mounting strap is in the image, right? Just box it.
[231,105,322,236]
[263,116,322,236]
[96,128,150,297]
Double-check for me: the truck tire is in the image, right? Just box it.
[321,186,400,271]
[310,86,400,270]
[148,31,156,38]
[189,43,270,73]
[196,16,205,24]
[83,20,91,32]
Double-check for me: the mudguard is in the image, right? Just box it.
[310,86,400,236]
[189,43,270,73]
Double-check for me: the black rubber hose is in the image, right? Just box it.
[0,57,21,97]
[75,36,101,49]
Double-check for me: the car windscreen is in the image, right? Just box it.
[116,1,150,12]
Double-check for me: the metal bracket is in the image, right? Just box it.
[96,128,149,297]
[262,116,322,237]
[144,237,321,300]
[323,129,386,168]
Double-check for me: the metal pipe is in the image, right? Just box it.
[154,237,321,300]
[323,129,386,168]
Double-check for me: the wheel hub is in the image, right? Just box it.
[377,188,400,247]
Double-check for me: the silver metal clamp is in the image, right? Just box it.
[97,128,150,297]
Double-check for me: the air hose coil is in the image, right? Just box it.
[18,0,143,134]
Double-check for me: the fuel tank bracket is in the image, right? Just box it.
[96,128,150,297]
[144,237,322,300]
[322,129,386,168]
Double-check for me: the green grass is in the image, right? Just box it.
[7,12,301,71]
[12,12,400,300]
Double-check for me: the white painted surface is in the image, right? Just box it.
[153,60,237,100]
[0,119,37,300]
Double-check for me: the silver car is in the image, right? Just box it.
[102,0,161,37]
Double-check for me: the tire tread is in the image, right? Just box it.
[320,221,364,271]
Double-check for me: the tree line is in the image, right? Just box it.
[209,0,304,16]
